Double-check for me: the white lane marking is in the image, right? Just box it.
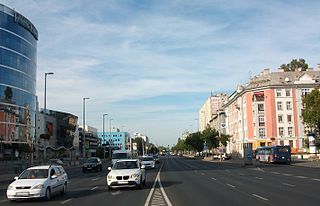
[61,198,73,204]
[226,184,236,188]
[252,194,269,201]
[91,186,99,191]
[255,177,264,180]
[313,178,320,181]
[282,173,293,176]
[92,178,100,181]
[211,177,217,180]
[0,199,8,203]
[111,190,122,196]
[282,183,295,187]
[201,173,205,176]
[145,162,173,206]
[271,171,280,174]
[295,176,307,179]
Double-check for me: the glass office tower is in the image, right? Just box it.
[0,4,38,159]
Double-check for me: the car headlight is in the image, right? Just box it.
[107,175,114,179]
[32,184,44,189]
[130,173,140,178]
[8,185,14,190]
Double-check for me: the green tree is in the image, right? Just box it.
[302,89,320,147]
[172,138,188,152]
[185,132,203,152]
[280,58,308,72]
[200,126,219,150]
[218,134,231,147]
[132,137,145,155]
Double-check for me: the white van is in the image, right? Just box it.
[111,150,131,166]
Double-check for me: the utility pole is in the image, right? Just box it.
[82,97,89,158]
[44,72,54,163]
[102,113,108,159]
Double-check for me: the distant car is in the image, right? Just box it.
[47,159,64,166]
[106,159,146,190]
[141,156,156,169]
[82,157,102,173]
[7,165,68,201]
[111,150,131,166]
[153,155,160,164]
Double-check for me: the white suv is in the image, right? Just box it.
[7,165,68,201]
[106,159,146,190]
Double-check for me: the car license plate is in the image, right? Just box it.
[119,181,128,184]
[16,192,29,196]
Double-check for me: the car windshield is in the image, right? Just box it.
[142,157,154,161]
[87,158,98,163]
[113,161,138,169]
[112,153,128,159]
[19,169,48,179]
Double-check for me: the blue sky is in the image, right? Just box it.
[2,0,320,146]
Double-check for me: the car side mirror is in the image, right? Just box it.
[51,175,58,179]
[14,176,18,180]
[141,165,146,169]
[108,167,112,171]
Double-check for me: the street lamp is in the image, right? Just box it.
[109,119,113,133]
[82,97,90,158]
[43,72,54,162]
[102,113,108,159]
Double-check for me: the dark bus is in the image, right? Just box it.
[256,145,291,164]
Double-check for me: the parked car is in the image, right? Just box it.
[106,159,146,190]
[141,156,156,169]
[47,159,64,166]
[82,157,102,173]
[7,165,68,201]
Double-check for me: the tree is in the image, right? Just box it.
[200,126,219,150]
[172,138,188,152]
[302,89,320,147]
[185,132,204,152]
[218,134,231,147]
[132,137,145,155]
[280,58,308,72]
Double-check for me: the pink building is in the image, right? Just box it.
[225,68,320,156]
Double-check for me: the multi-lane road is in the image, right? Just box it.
[1,156,320,206]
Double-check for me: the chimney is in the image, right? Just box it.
[263,68,270,75]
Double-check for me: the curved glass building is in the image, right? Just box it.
[0,4,38,159]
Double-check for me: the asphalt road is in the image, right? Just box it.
[1,156,320,206]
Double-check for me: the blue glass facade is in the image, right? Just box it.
[0,4,37,152]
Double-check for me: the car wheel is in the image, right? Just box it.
[61,183,67,195]
[44,187,51,201]
[143,177,146,186]
[137,177,143,189]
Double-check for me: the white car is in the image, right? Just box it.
[141,156,156,169]
[106,159,146,190]
[7,165,68,201]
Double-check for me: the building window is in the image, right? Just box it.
[258,116,265,126]
[277,102,283,110]
[301,88,310,97]
[258,104,264,112]
[285,89,291,97]
[278,115,283,123]
[280,140,284,146]
[286,101,292,110]
[287,115,292,123]
[289,140,294,148]
[276,89,282,97]
[259,128,266,138]
[288,127,293,136]
[279,127,284,136]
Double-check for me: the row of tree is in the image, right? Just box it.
[172,127,231,153]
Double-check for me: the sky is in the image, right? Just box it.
[2,0,320,146]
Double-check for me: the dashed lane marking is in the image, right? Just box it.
[201,173,205,176]
[91,186,99,191]
[0,199,8,203]
[61,198,73,204]
[252,194,269,201]
[282,173,293,176]
[255,177,264,180]
[211,177,217,180]
[282,183,295,187]
[92,178,100,181]
[226,184,236,188]
[111,190,122,196]
[271,172,280,174]
[312,178,320,181]
[295,176,307,179]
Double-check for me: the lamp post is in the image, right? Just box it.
[43,72,54,162]
[102,113,108,159]
[82,97,90,158]
[109,118,113,158]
